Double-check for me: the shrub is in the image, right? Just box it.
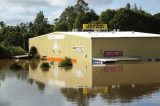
[6,46,25,56]
[10,63,22,70]
[40,62,50,68]
[0,45,25,59]
[29,46,37,56]
[59,57,73,67]
[29,46,40,59]
[40,62,50,71]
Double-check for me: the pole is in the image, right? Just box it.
[23,34,25,51]
[0,25,2,44]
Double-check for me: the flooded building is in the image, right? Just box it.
[29,32,160,64]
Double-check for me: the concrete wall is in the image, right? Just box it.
[92,37,160,60]
[29,33,92,65]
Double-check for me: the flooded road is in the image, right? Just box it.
[0,60,160,106]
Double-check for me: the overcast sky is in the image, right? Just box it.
[0,0,160,26]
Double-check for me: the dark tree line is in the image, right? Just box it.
[0,11,54,52]
[54,0,98,31]
[0,0,160,55]
[54,1,160,34]
[99,4,160,34]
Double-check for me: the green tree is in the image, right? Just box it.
[75,0,89,13]
[33,11,52,35]
[73,10,99,30]
[108,7,160,33]
[84,10,99,23]
[73,0,90,30]
[54,22,68,31]
[126,3,131,9]
[55,6,76,31]
[110,8,136,30]
[54,0,92,31]
[99,9,116,30]
[0,21,5,44]
[133,3,138,11]
[154,13,160,19]
[0,11,55,53]
[0,21,5,27]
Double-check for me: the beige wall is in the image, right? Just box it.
[92,37,160,60]
[29,33,92,65]
[29,33,160,63]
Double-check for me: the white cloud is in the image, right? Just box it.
[0,0,75,25]
[0,0,160,25]
[0,0,74,8]
[86,0,113,5]
[46,0,71,6]
[85,0,114,14]
[0,0,117,25]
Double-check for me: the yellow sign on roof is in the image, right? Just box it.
[83,24,108,31]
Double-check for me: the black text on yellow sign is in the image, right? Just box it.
[83,24,108,30]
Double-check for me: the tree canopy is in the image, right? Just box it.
[0,11,54,52]
[54,0,98,31]
[54,2,160,33]
[99,4,160,33]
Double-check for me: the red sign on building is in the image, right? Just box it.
[104,51,123,57]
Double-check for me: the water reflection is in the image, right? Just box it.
[61,88,96,106]
[35,81,45,93]
[1,60,160,106]
[28,61,160,104]
[93,62,160,85]
[29,60,40,70]
[61,84,160,105]
[0,60,29,88]
[29,62,92,88]
[29,62,160,87]
[28,78,34,85]
[101,84,160,103]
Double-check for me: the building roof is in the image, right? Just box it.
[30,31,160,39]
[56,31,160,38]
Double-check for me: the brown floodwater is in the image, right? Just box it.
[0,60,160,106]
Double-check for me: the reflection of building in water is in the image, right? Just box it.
[61,84,160,105]
[29,62,160,88]
[16,63,29,81]
[103,64,123,72]
[61,88,96,106]
[93,62,160,86]
[0,73,5,88]
[82,87,109,95]
[102,84,160,103]
[0,60,30,88]
[29,62,92,88]
[35,81,45,93]
[9,61,29,81]
[29,60,41,71]
[29,62,160,104]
